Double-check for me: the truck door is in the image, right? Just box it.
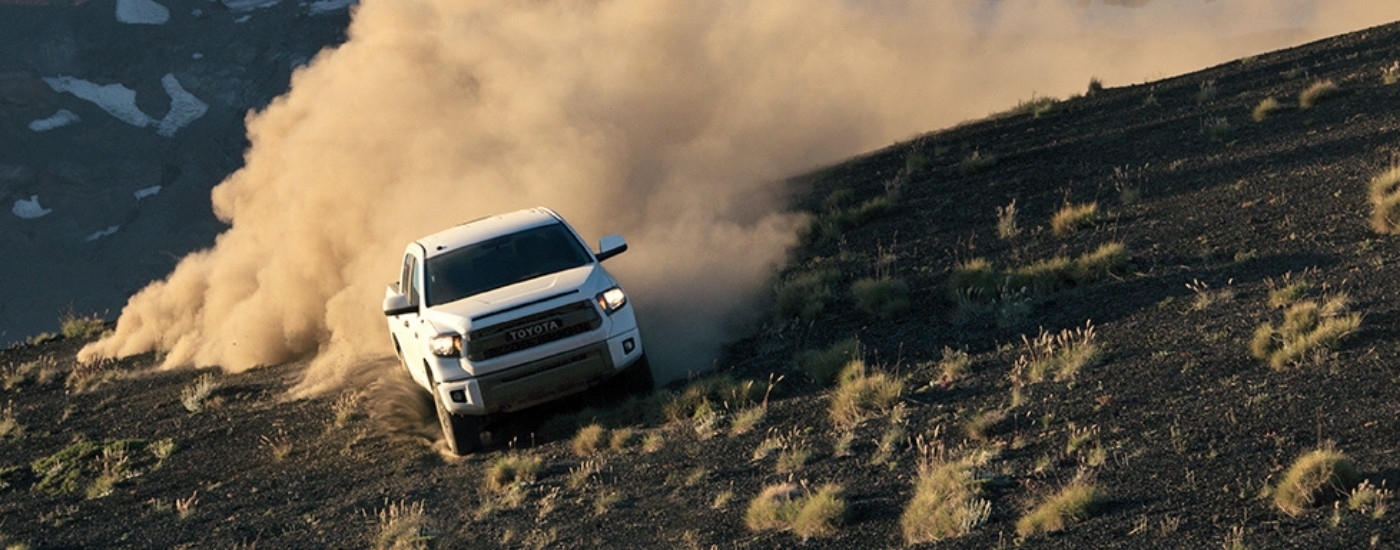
[391,251,430,387]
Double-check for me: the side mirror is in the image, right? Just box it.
[383,292,416,316]
[596,234,628,262]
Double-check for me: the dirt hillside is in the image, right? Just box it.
[6,19,1400,550]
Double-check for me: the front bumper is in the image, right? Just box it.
[436,328,644,415]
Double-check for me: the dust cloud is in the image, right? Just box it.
[78,0,1400,394]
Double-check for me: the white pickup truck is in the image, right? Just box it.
[382,207,649,454]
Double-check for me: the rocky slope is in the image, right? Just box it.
[5,10,1400,550]
[0,0,349,345]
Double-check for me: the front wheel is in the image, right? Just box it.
[435,396,484,455]
[614,354,655,395]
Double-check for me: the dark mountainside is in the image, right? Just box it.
[7,10,1400,550]
[0,0,349,346]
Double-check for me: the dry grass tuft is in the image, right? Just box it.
[797,338,859,387]
[958,150,998,175]
[259,428,292,462]
[1013,322,1101,384]
[1249,295,1360,369]
[851,277,909,319]
[950,243,1127,303]
[996,199,1021,240]
[1348,479,1391,518]
[965,409,1006,442]
[572,423,607,457]
[935,347,971,386]
[745,483,846,541]
[901,443,991,544]
[1299,79,1340,108]
[829,360,904,429]
[1252,97,1282,122]
[1050,202,1099,237]
[776,268,840,320]
[0,401,23,439]
[484,453,543,493]
[1273,445,1360,516]
[1016,473,1102,537]
[1368,166,1400,234]
[374,500,433,550]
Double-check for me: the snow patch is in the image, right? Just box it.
[42,76,155,128]
[12,196,52,219]
[234,15,252,23]
[308,0,355,15]
[156,74,208,137]
[85,226,121,242]
[134,185,162,200]
[42,75,208,137]
[28,109,80,131]
[116,0,170,25]
[223,0,280,12]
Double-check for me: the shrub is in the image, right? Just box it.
[31,439,155,497]
[901,447,991,544]
[1252,97,1282,122]
[776,269,840,320]
[1086,77,1104,96]
[1051,202,1100,237]
[59,312,105,339]
[1249,296,1360,369]
[1368,166,1400,234]
[180,372,221,413]
[1273,445,1360,516]
[572,423,607,457]
[745,483,845,541]
[829,360,904,429]
[1299,79,1340,109]
[1016,474,1102,537]
[796,338,859,387]
[851,277,909,319]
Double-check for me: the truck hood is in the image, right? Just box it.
[420,264,606,333]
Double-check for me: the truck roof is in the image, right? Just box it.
[417,207,563,258]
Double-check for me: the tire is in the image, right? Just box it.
[435,395,484,455]
[614,354,655,395]
[426,365,483,455]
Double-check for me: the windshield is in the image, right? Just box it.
[424,222,593,306]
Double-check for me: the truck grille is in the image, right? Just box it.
[466,301,602,360]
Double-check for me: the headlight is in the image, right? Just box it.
[430,334,461,357]
[596,287,628,315]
